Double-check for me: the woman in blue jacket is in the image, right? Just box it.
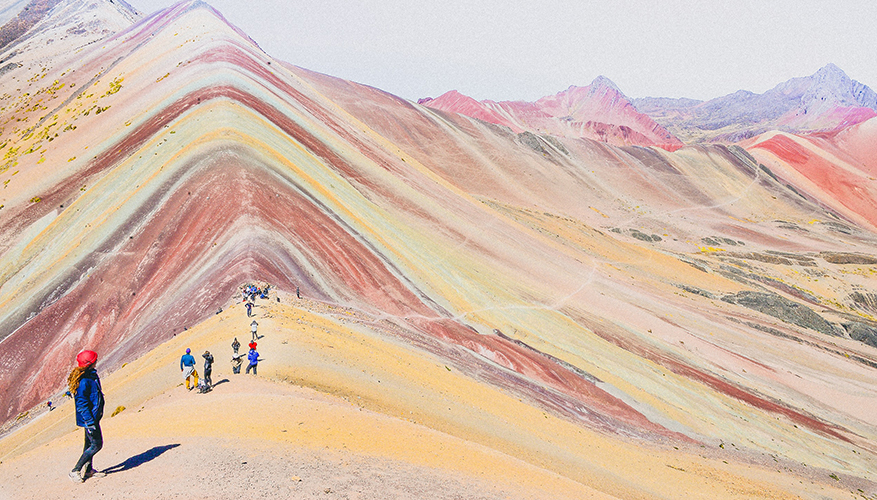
[67,350,106,483]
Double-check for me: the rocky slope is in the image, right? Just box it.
[1,1,877,498]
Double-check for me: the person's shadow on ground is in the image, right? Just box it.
[103,444,180,474]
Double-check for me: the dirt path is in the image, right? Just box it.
[1,298,863,500]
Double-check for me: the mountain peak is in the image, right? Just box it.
[799,63,876,113]
[815,62,845,77]
[811,63,852,89]
[589,75,621,93]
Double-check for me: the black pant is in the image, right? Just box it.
[246,363,257,375]
[72,424,103,473]
[204,368,212,386]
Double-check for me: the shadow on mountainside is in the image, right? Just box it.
[103,444,180,474]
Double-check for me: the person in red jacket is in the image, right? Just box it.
[67,350,106,483]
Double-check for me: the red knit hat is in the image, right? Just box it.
[248,342,257,350]
[76,350,98,367]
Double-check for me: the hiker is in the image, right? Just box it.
[202,351,214,388]
[231,353,243,374]
[231,337,240,355]
[246,344,259,375]
[180,348,199,390]
[250,320,258,341]
[68,350,106,483]
[296,286,300,299]
[245,301,253,317]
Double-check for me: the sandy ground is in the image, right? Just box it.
[0,375,606,500]
[3,298,870,500]
[1,437,536,500]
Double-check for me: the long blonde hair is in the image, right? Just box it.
[67,364,93,394]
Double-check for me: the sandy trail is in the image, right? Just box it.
[0,298,865,500]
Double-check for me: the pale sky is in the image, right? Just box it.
[128,0,877,103]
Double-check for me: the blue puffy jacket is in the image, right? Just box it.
[247,349,259,365]
[180,354,195,370]
[74,368,104,428]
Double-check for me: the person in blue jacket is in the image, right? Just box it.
[180,348,198,390]
[246,344,259,375]
[67,350,106,483]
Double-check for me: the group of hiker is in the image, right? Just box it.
[230,337,260,375]
[242,283,269,302]
[179,347,217,392]
[65,282,287,483]
[243,283,270,317]
[186,282,268,389]
[180,337,259,391]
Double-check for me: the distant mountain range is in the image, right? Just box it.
[421,64,877,148]
[634,63,877,143]
[419,77,683,150]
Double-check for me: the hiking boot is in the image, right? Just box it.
[69,470,83,483]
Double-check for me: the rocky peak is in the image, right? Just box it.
[792,64,877,116]
[589,75,621,93]
[546,76,628,111]
[813,62,847,82]
[804,64,854,102]
[547,77,624,108]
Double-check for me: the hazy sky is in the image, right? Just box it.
[128,0,877,103]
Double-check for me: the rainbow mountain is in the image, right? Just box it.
[2,1,877,498]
